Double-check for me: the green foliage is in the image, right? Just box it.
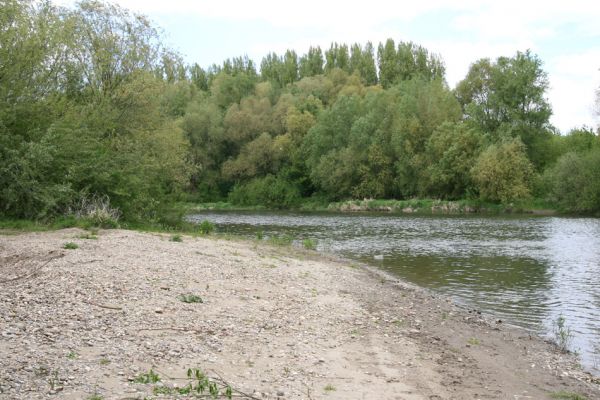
[0,0,591,217]
[471,139,534,204]
[302,238,318,250]
[178,294,203,303]
[553,315,573,353]
[170,234,183,242]
[229,175,301,209]
[63,242,79,250]
[545,148,600,213]
[550,391,587,400]
[268,234,294,246]
[324,384,336,392]
[134,369,160,384]
[198,220,215,235]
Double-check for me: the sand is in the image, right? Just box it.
[0,228,598,399]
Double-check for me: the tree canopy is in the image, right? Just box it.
[2,0,599,221]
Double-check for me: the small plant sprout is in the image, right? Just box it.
[66,351,78,360]
[553,314,574,353]
[63,242,78,250]
[177,293,203,303]
[134,369,160,384]
[467,337,480,346]
[324,384,336,392]
[170,234,183,242]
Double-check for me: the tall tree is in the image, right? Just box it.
[299,46,324,78]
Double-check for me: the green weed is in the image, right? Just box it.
[467,337,480,346]
[178,293,203,303]
[553,315,573,352]
[550,391,588,400]
[63,242,78,250]
[134,369,160,384]
[302,238,317,250]
[170,234,183,242]
[268,234,293,246]
[198,220,215,235]
[324,384,336,392]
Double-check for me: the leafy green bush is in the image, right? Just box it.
[471,138,533,204]
[228,175,301,209]
[198,220,215,234]
[545,149,600,213]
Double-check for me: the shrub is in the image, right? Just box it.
[228,175,301,209]
[471,138,533,204]
[545,149,600,213]
[198,220,215,235]
[68,194,120,228]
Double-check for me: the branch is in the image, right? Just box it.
[0,254,64,284]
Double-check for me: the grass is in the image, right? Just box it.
[177,293,203,303]
[63,242,79,250]
[550,391,588,400]
[467,337,480,346]
[268,234,294,246]
[324,384,336,392]
[197,220,215,234]
[553,315,573,353]
[170,234,183,242]
[99,358,110,365]
[66,351,78,360]
[302,238,317,250]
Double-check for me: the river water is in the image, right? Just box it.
[188,211,600,374]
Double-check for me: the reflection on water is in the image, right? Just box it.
[188,212,600,374]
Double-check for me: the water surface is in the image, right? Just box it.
[188,211,600,373]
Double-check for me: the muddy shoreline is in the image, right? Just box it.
[1,229,598,399]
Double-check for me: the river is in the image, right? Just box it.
[188,211,600,374]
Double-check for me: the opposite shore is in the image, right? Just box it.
[1,228,598,399]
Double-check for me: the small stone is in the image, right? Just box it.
[277,390,285,397]
[154,308,163,314]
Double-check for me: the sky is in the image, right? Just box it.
[57,0,600,133]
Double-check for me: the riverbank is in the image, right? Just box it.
[1,229,598,399]
[184,198,559,216]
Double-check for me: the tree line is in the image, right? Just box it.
[2,0,599,223]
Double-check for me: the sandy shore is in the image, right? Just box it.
[0,228,598,399]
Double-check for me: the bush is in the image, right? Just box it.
[67,194,120,228]
[546,149,600,213]
[198,220,215,235]
[471,138,533,204]
[228,175,301,209]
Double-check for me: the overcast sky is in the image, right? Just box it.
[58,0,600,133]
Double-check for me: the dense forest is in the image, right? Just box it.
[2,0,600,224]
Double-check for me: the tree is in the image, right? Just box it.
[377,39,398,89]
[299,46,324,78]
[424,122,484,198]
[471,138,534,204]
[546,149,600,213]
[456,50,552,168]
